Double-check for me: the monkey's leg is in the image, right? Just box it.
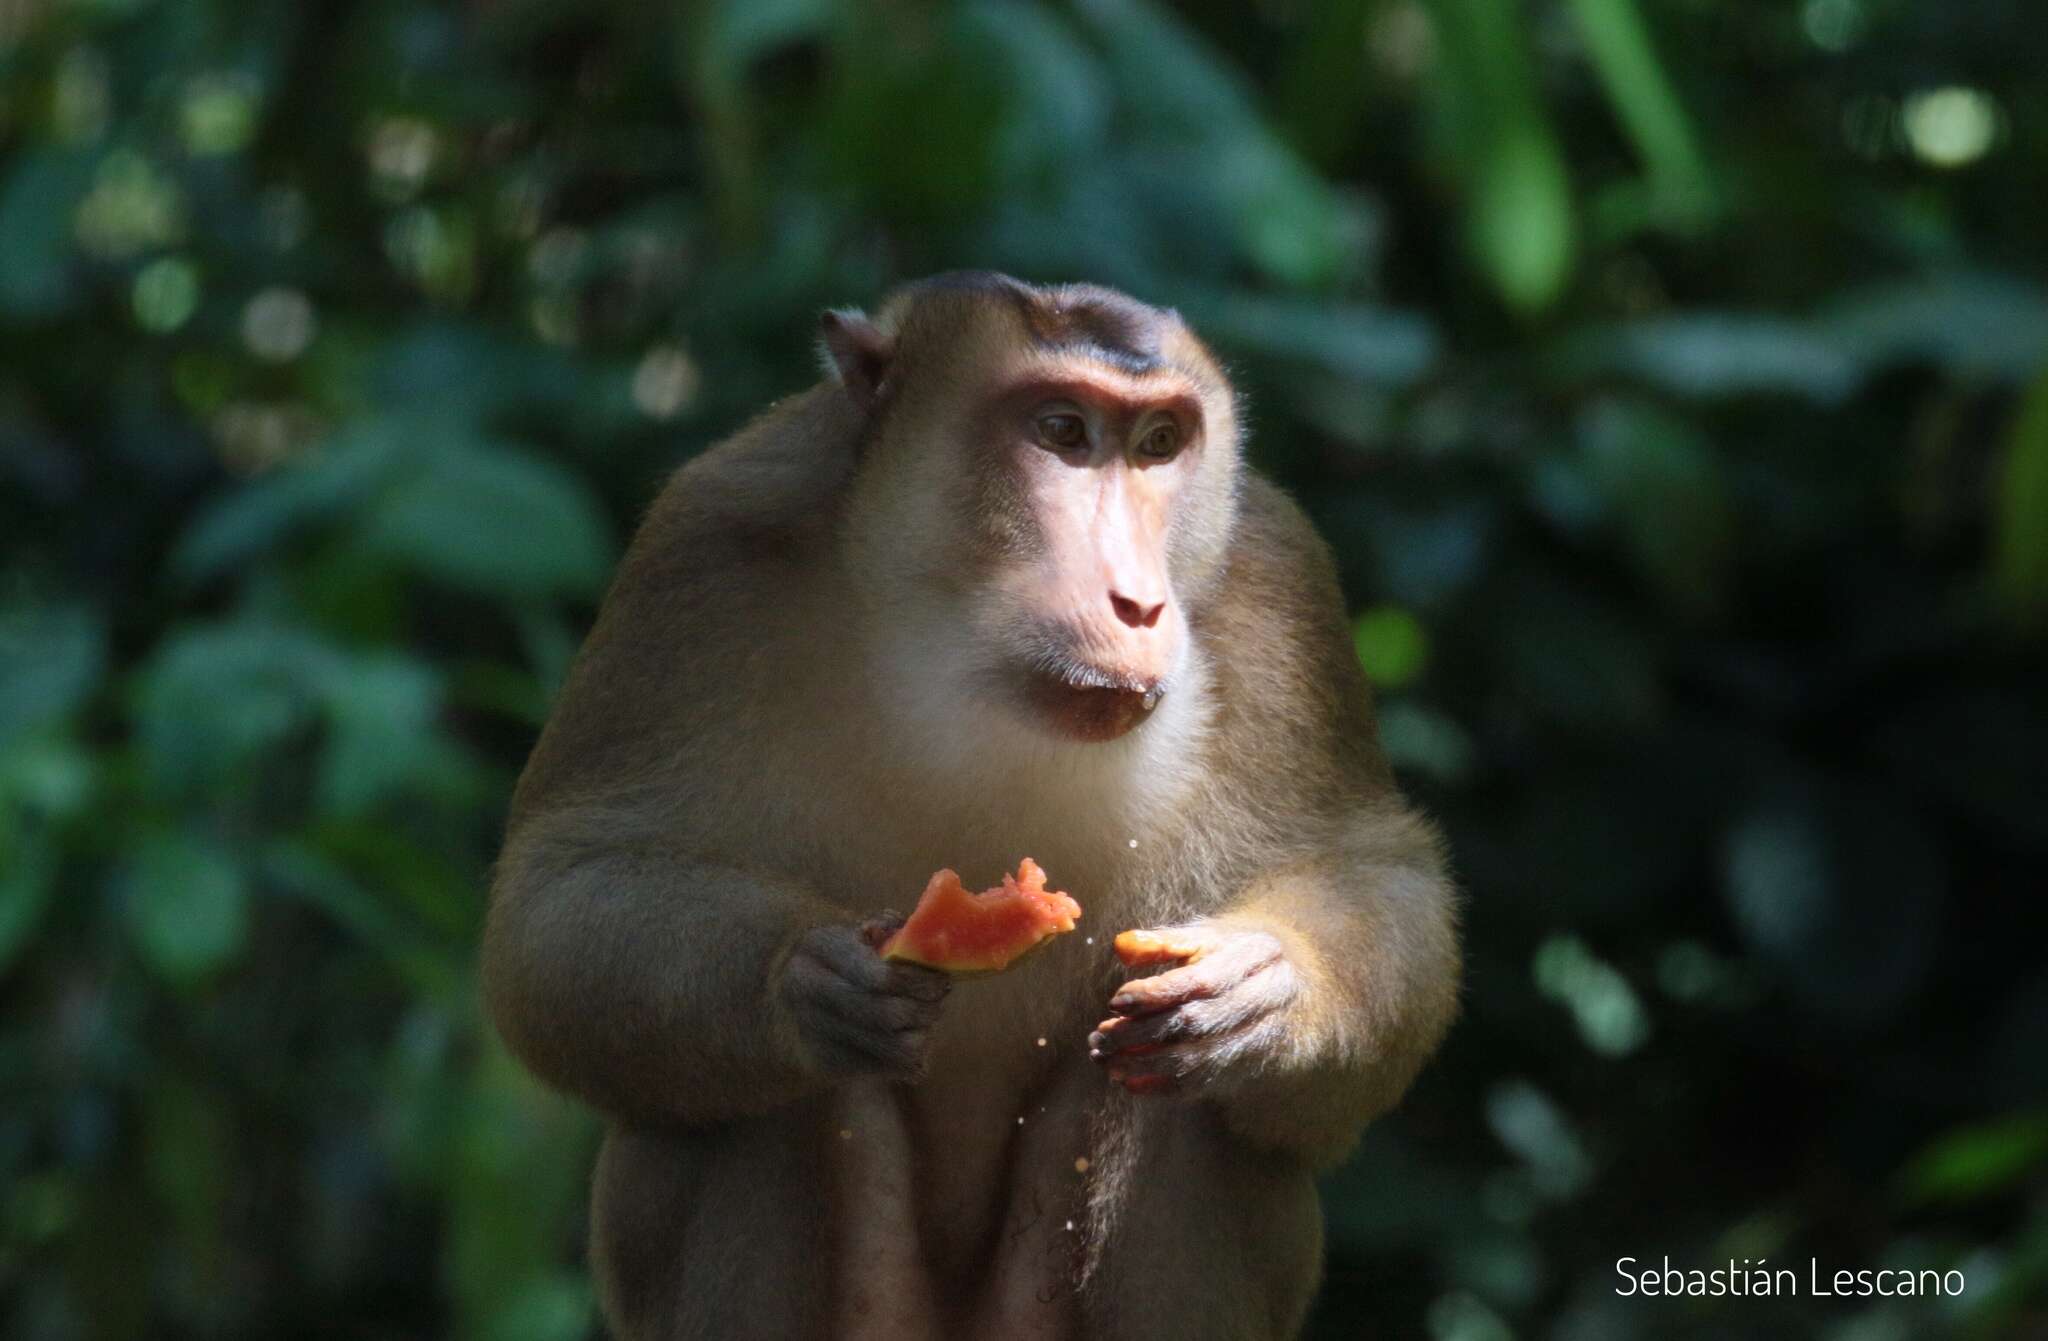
[1080,1099,1324,1341]
[590,1109,836,1341]
[966,1059,1098,1339]
[828,1078,946,1341]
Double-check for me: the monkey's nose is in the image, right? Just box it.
[1109,590,1166,629]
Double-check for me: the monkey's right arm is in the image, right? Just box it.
[483,808,949,1127]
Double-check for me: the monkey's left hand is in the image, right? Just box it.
[1087,925,1301,1096]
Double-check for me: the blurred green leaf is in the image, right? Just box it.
[1824,274,2048,382]
[1494,580,1661,730]
[1469,123,1575,314]
[1078,0,1352,287]
[121,828,250,985]
[1078,0,1265,139]
[480,1273,596,1341]
[1188,289,1437,384]
[972,1,1112,181]
[1723,806,1833,961]
[1486,1080,1593,1200]
[1566,315,1861,403]
[318,654,445,818]
[170,418,409,584]
[369,326,595,423]
[823,8,1010,221]
[0,150,96,320]
[0,824,57,976]
[1898,1113,2048,1205]
[693,0,828,76]
[1274,0,1376,167]
[1563,0,1714,226]
[1992,368,2048,630]
[1532,934,1652,1057]
[0,601,104,753]
[357,444,614,601]
[133,624,331,796]
[1723,782,1941,1021]
[447,1044,597,1341]
[142,1076,230,1245]
[1576,397,1734,617]
[1426,0,1576,312]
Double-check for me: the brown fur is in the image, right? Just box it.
[483,274,1461,1339]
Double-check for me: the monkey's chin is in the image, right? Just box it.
[1020,676,1161,743]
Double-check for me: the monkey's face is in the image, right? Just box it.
[832,276,1241,750]
[976,369,1207,743]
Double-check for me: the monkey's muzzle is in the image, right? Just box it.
[1023,666,1164,743]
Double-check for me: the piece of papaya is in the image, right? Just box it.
[878,859,1081,976]
[1111,928,1210,968]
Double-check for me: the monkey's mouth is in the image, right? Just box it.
[1019,658,1165,743]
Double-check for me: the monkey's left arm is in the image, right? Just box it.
[1089,802,1460,1166]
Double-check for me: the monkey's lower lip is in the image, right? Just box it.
[1022,674,1162,743]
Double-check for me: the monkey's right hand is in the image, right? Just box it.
[777,922,951,1081]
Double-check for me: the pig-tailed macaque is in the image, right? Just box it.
[482,272,1461,1340]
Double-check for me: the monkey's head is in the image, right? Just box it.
[823,272,1241,747]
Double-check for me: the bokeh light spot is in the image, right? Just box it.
[179,72,261,156]
[631,346,701,421]
[241,286,316,362]
[132,257,199,333]
[1902,86,2000,168]
[1801,0,1865,52]
[1353,605,1429,688]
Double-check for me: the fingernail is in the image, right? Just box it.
[1110,995,1134,1011]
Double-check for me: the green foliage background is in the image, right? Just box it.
[3,0,2046,1337]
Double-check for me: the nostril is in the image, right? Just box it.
[1110,591,1166,630]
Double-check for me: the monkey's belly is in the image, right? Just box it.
[826,1035,1097,1339]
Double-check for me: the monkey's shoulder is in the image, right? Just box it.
[628,385,860,588]
[509,389,859,817]
[1199,474,1387,795]
[1206,474,1349,655]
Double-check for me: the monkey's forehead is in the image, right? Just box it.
[883,273,1179,354]
[1000,349,1218,409]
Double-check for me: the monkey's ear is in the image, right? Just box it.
[818,309,895,410]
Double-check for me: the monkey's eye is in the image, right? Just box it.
[1036,413,1087,452]
[1136,422,1182,461]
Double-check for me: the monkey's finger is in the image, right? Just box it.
[1108,937,1284,1016]
[1106,1017,1277,1087]
[1090,996,1240,1056]
[880,961,953,1004]
[1089,963,1291,1056]
[803,927,908,993]
[858,912,908,951]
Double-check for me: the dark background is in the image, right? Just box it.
[3,1,2046,1337]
